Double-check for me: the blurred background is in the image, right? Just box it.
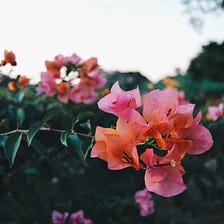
[0,0,223,82]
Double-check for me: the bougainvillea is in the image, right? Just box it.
[0,49,218,223]
[91,81,213,197]
[37,53,106,104]
[52,210,92,224]
[134,188,154,216]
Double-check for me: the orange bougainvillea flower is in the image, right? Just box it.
[8,81,18,91]
[163,77,179,88]
[80,57,99,78]
[57,82,70,103]
[18,76,30,88]
[1,50,17,66]
[91,126,141,170]
[45,60,64,76]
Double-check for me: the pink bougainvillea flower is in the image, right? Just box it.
[64,53,81,65]
[91,126,141,170]
[134,188,154,216]
[0,50,17,66]
[208,103,223,121]
[143,89,178,122]
[70,210,92,224]
[69,81,98,104]
[37,72,57,96]
[140,145,186,197]
[57,81,70,103]
[98,81,141,117]
[52,210,69,224]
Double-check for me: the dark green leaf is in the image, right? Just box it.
[72,111,95,129]
[0,136,8,148]
[68,134,84,160]
[79,119,91,132]
[43,110,66,124]
[83,138,95,160]
[16,108,25,127]
[0,119,9,129]
[60,131,70,147]
[27,122,43,146]
[4,132,23,167]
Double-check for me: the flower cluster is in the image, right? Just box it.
[37,53,106,104]
[7,75,30,91]
[52,210,92,224]
[91,82,213,197]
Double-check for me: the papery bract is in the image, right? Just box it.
[176,124,213,155]
[208,103,223,121]
[80,57,99,78]
[70,210,92,224]
[69,82,97,104]
[18,75,30,88]
[91,126,141,170]
[37,72,57,96]
[98,81,141,117]
[52,211,69,224]
[143,89,178,122]
[1,50,17,66]
[57,82,70,103]
[140,146,186,197]
[134,188,154,216]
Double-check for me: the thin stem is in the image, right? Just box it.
[0,128,94,139]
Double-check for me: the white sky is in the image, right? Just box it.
[0,0,223,82]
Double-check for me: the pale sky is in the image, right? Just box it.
[0,0,224,82]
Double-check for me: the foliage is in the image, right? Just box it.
[0,50,223,224]
[187,41,224,82]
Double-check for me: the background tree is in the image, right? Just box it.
[181,0,224,30]
[187,41,224,82]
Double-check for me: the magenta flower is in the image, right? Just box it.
[37,72,57,97]
[208,103,223,121]
[98,81,141,117]
[69,82,97,104]
[52,211,69,224]
[70,210,92,224]
[140,145,187,197]
[134,188,154,216]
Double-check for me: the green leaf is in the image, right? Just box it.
[83,138,94,160]
[43,110,65,124]
[27,122,44,146]
[79,119,91,132]
[67,134,84,160]
[72,111,95,129]
[16,108,25,126]
[4,132,23,167]
[0,136,8,148]
[60,131,70,147]
[0,119,9,129]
